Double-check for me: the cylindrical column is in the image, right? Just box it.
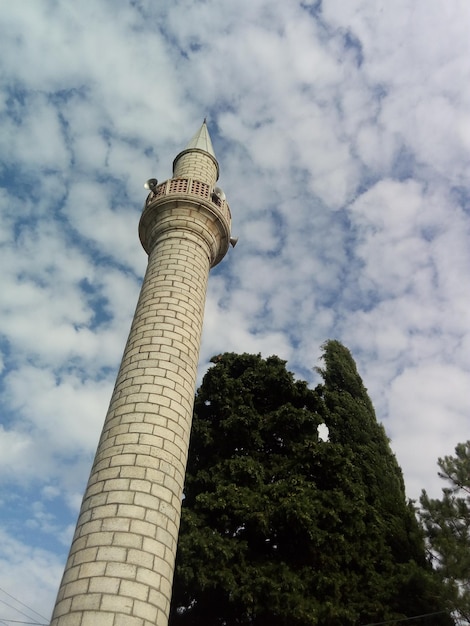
[173,148,219,184]
[50,121,231,626]
[50,223,213,626]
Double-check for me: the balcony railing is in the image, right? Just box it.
[145,178,231,223]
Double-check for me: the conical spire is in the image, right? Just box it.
[173,119,219,181]
[184,119,216,158]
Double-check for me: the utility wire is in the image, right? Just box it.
[0,585,48,622]
[363,609,450,625]
[0,598,46,626]
[0,583,452,626]
[0,599,40,625]
[0,621,47,625]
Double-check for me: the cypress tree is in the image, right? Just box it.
[169,343,452,626]
[420,441,470,624]
[317,340,452,625]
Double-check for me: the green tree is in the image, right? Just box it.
[420,441,470,625]
[169,343,452,626]
[317,341,452,625]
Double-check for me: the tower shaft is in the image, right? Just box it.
[50,123,231,626]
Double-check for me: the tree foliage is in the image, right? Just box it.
[169,341,452,626]
[420,441,470,625]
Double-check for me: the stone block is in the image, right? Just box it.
[81,613,114,626]
[88,576,120,594]
[70,593,101,610]
[100,594,133,613]
[105,561,137,580]
[120,579,149,601]
[127,548,155,569]
[96,546,127,562]
[114,614,144,626]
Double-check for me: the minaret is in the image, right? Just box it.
[50,122,232,626]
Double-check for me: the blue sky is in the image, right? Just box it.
[0,0,469,621]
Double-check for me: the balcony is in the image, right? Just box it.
[145,178,231,223]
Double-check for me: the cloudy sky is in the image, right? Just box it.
[0,0,469,621]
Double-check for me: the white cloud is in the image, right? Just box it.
[0,528,62,621]
[0,93,70,171]
[0,365,110,492]
[0,0,469,618]
[389,363,469,500]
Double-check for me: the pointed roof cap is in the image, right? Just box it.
[173,119,219,180]
[185,118,216,157]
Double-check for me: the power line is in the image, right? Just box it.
[0,583,452,626]
[363,609,450,625]
[0,598,46,626]
[0,586,48,622]
[0,599,41,625]
[0,621,47,625]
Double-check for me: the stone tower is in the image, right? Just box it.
[50,122,232,626]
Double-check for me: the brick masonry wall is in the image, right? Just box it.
[173,149,218,187]
[50,224,212,626]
